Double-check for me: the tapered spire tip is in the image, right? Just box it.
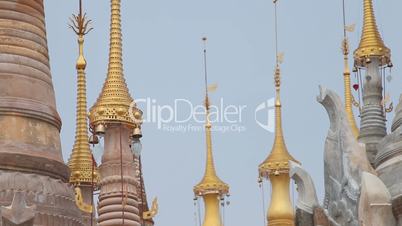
[194,37,229,197]
[354,0,391,67]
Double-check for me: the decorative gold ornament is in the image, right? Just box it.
[74,187,93,213]
[354,0,391,67]
[143,197,159,220]
[89,0,143,130]
[385,102,394,113]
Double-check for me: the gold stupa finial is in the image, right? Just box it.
[68,0,99,187]
[354,0,391,67]
[341,0,359,139]
[89,0,142,131]
[259,2,297,225]
[194,37,229,197]
[258,0,297,176]
[258,64,298,177]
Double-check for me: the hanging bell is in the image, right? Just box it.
[388,62,393,68]
[352,66,358,73]
[95,124,106,136]
[132,126,142,139]
[365,57,371,64]
[89,134,99,145]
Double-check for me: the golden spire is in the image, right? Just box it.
[341,1,359,139]
[194,37,228,226]
[259,65,297,175]
[343,41,360,139]
[68,0,99,186]
[194,37,229,197]
[259,64,296,226]
[258,1,298,225]
[193,95,229,196]
[89,0,142,129]
[354,0,390,67]
[259,0,297,176]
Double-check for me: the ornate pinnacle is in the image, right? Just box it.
[259,65,298,177]
[89,0,143,130]
[67,1,99,186]
[193,97,229,196]
[194,37,229,197]
[354,0,391,67]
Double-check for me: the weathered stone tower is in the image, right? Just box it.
[0,0,83,225]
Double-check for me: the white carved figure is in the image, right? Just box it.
[317,86,375,226]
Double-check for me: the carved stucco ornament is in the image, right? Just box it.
[0,191,35,226]
[317,86,375,226]
[289,160,319,214]
[358,172,396,226]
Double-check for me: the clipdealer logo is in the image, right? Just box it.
[254,98,275,133]
[132,98,247,133]
[129,98,275,133]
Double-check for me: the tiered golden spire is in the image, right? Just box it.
[68,0,99,186]
[258,1,298,225]
[354,0,390,67]
[194,37,229,226]
[89,0,142,129]
[341,0,359,139]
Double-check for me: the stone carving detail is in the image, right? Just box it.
[295,208,314,226]
[317,86,375,226]
[1,191,35,226]
[313,207,330,226]
[0,172,83,226]
[358,172,396,226]
[290,160,319,226]
[376,95,402,224]
[289,160,319,214]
